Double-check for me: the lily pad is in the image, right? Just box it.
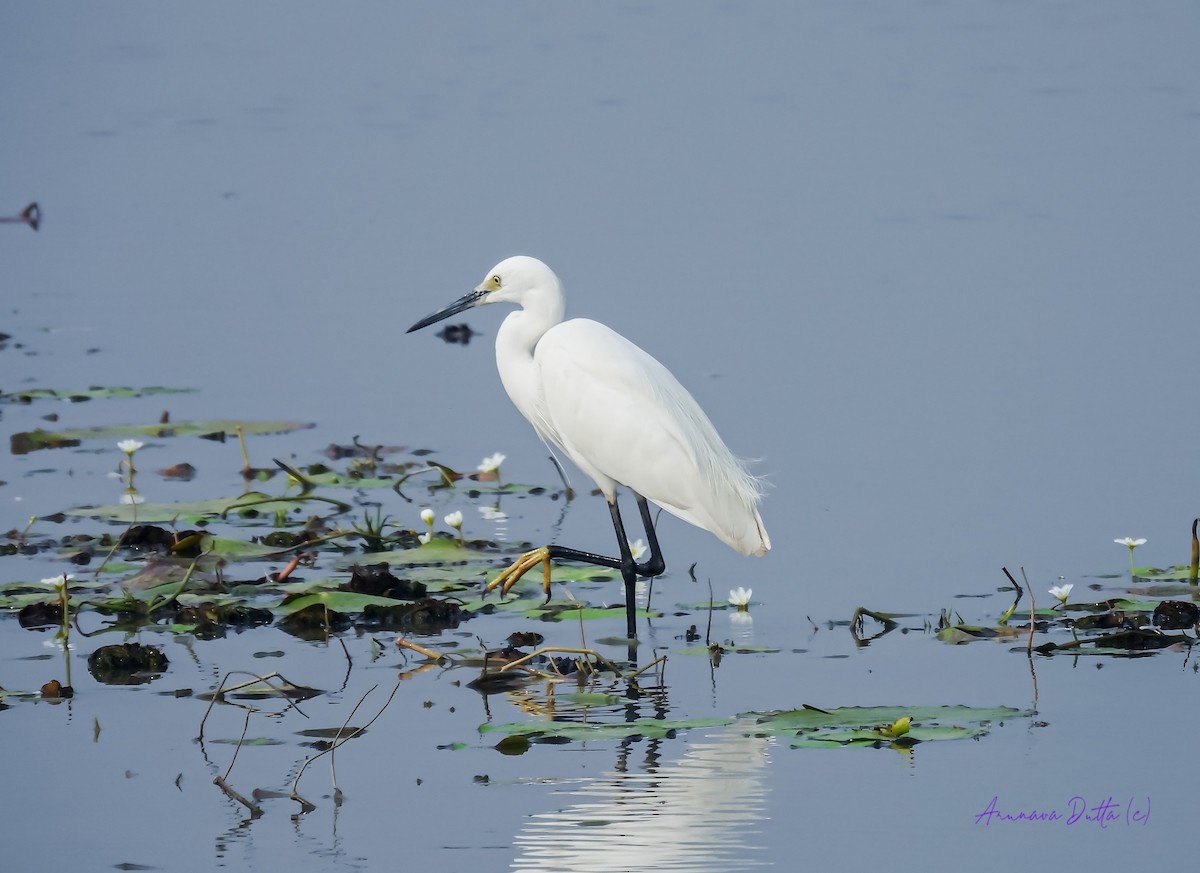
[479,716,735,743]
[11,419,313,454]
[525,603,659,622]
[2,386,194,403]
[740,704,1029,749]
[62,494,337,524]
[936,625,1025,644]
[343,539,501,567]
[789,723,986,748]
[272,590,413,616]
[1132,565,1199,581]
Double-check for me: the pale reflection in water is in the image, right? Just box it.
[510,729,772,872]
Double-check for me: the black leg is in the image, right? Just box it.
[632,494,666,578]
[540,491,666,639]
[607,499,639,640]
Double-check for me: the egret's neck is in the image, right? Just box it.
[494,296,564,432]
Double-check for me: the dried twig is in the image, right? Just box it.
[212,709,263,817]
[397,637,445,661]
[498,646,623,675]
[290,677,403,814]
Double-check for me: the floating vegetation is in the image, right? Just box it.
[931,565,1198,658]
[480,715,737,745]
[473,704,1028,751]
[745,704,1029,749]
[3,388,1196,801]
[1,385,195,404]
[11,417,315,454]
[87,642,169,685]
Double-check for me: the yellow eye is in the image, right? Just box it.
[490,274,502,288]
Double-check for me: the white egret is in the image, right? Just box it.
[407,256,769,638]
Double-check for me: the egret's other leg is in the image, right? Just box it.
[631,493,666,578]
[611,494,666,637]
[483,493,666,639]
[606,499,641,639]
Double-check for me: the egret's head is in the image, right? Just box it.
[407,255,562,334]
[474,256,559,305]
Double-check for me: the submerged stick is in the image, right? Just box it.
[212,709,263,817]
[397,637,444,661]
[498,645,623,675]
[290,677,402,814]
[214,775,263,818]
[197,670,316,740]
[627,655,667,681]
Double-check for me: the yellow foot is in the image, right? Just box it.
[485,546,553,601]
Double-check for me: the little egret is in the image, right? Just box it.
[407,256,769,638]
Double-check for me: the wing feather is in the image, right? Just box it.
[535,319,769,555]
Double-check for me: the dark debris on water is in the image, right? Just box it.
[87,643,170,685]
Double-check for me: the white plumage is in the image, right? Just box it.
[408,255,768,634]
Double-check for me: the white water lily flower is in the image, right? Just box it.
[629,539,647,561]
[477,453,506,474]
[117,439,144,455]
[1115,536,1146,576]
[40,573,74,589]
[420,508,435,526]
[728,586,753,610]
[120,492,145,505]
[1048,583,1074,605]
[444,510,463,530]
[418,532,431,545]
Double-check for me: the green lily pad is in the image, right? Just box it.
[745,705,1027,741]
[285,470,403,490]
[525,603,658,622]
[790,723,985,748]
[555,692,624,706]
[191,536,287,560]
[1133,565,1199,581]
[2,386,194,403]
[1099,598,1175,612]
[62,493,338,524]
[936,624,1025,644]
[479,716,735,743]
[11,419,314,454]
[342,539,500,567]
[272,590,414,616]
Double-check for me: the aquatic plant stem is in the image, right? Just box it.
[1190,518,1198,584]
[236,425,252,478]
[17,515,36,548]
[58,579,73,689]
[290,677,402,814]
[1023,568,1035,657]
[329,684,379,797]
[999,567,1023,626]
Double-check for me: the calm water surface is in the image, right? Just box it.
[2,2,1197,870]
